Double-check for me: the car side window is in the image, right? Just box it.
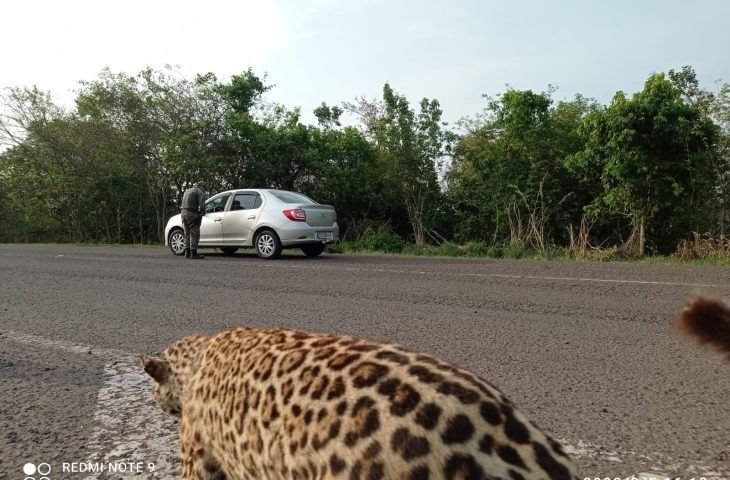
[205,194,231,214]
[231,193,260,211]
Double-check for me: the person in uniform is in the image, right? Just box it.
[180,182,208,259]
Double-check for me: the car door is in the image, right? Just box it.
[221,192,263,246]
[199,194,230,245]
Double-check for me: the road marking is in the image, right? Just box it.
[83,358,180,479]
[1,330,129,359]
[9,251,727,288]
[559,437,728,480]
[459,272,725,288]
[2,331,727,479]
[2,331,179,479]
[262,262,728,289]
[560,438,623,463]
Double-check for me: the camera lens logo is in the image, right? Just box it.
[23,462,51,480]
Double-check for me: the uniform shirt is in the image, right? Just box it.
[181,187,206,214]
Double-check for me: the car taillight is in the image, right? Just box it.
[283,209,306,222]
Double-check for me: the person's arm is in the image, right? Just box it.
[198,190,207,215]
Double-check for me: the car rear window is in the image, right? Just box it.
[269,191,316,204]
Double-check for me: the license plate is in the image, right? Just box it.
[316,231,333,241]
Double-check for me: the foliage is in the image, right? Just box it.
[342,227,408,254]
[446,89,596,245]
[567,69,720,255]
[709,82,730,238]
[1,65,729,263]
[346,84,451,244]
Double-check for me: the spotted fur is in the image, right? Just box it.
[142,327,577,480]
[677,296,730,360]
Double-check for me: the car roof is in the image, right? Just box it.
[220,188,286,193]
[209,188,305,199]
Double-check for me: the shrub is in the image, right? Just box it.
[350,228,407,253]
[463,242,492,257]
[503,244,528,259]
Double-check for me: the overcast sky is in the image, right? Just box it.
[2,0,728,125]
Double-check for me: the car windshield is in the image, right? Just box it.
[269,191,317,204]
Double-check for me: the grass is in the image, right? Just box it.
[8,235,730,266]
[329,239,730,266]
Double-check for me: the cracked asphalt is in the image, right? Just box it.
[0,244,728,479]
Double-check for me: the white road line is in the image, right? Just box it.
[2,331,179,479]
[13,251,726,288]
[83,359,180,479]
[263,263,728,288]
[559,438,623,464]
[2,331,727,479]
[558,438,728,480]
[459,272,725,288]
[1,331,129,359]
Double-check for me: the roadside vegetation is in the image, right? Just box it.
[328,232,730,265]
[1,66,729,262]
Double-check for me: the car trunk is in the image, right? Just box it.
[300,205,336,227]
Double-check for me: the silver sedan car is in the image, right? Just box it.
[165,189,339,259]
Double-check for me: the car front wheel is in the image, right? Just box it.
[301,244,325,257]
[168,228,185,255]
[255,229,282,259]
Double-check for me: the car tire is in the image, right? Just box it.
[168,228,185,255]
[301,244,325,257]
[255,229,282,259]
[220,247,239,256]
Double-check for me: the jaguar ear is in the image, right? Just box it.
[140,356,170,383]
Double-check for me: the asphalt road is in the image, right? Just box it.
[1,244,728,480]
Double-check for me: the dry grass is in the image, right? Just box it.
[615,226,644,259]
[567,215,592,258]
[673,232,730,261]
[508,177,572,255]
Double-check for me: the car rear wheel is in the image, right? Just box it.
[168,228,185,255]
[220,247,239,255]
[301,244,325,257]
[255,229,282,259]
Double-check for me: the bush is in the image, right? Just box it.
[463,242,492,257]
[337,227,407,254]
[486,246,505,258]
[503,244,528,259]
[331,228,730,264]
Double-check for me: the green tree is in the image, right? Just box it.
[446,89,593,246]
[568,72,720,255]
[74,69,160,242]
[0,86,104,241]
[1,67,235,243]
[0,144,63,241]
[313,102,343,129]
[138,68,232,219]
[350,84,448,245]
[709,81,730,238]
[216,70,277,188]
[306,125,387,236]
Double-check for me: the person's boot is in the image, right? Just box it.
[190,249,205,259]
[183,248,190,258]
